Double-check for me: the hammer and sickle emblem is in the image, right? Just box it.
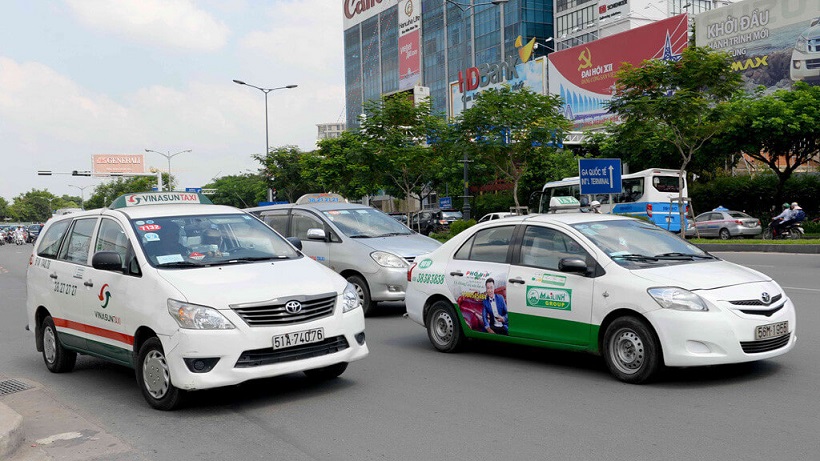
[577,47,592,71]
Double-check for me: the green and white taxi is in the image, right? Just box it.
[406,213,796,383]
[27,192,368,410]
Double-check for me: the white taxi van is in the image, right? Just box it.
[406,213,796,383]
[26,192,368,410]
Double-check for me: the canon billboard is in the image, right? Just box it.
[548,14,689,130]
[343,0,393,29]
[695,0,820,90]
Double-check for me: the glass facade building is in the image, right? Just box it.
[344,0,554,126]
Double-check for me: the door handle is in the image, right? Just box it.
[508,277,525,284]
[449,271,464,276]
[84,280,94,287]
[49,273,58,279]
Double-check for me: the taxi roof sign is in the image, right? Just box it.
[295,193,346,205]
[110,192,213,209]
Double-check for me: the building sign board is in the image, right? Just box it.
[398,0,422,90]
[92,154,145,175]
[449,56,547,117]
[343,0,394,29]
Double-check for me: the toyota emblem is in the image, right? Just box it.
[760,292,771,304]
[285,300,302,314]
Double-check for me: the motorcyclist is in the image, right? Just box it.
[14,226,27,244]
[772,202,801,238]
[589,200,602,214]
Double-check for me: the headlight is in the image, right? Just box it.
[167,299,235,329]
[342,283,360,312]
[795,35,808,52]
[371,251,408,268]
[647,287,709,312]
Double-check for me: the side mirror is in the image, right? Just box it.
[306,228,326,241]
[558,257,588,274]
[92,251,124,272]
[286,237,303,251]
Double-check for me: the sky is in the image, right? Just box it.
[0,0,346,204]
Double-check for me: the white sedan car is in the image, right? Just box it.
[405,213,796,383]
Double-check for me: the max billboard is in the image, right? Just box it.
[695,0,820,90]
[548,14,689,130]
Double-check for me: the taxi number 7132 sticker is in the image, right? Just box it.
[272,328,324,350]
[755,321,788,340]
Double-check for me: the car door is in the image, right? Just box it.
[444,225,516,334]
[290,210,331,266]
[505,224,597,346]
[29,218,72,335]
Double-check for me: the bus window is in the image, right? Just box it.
[652,175,680,193]
[616,178,644,203]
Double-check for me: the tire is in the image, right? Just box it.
[426,300,465,353]
[346,274,375,316]
[602,317,661,384]
[304,362,348,380]
[40,316,77,373]
[718,228,731,240]
[762,228,773,240]
[786,229,802,240]
[136,337,184,411]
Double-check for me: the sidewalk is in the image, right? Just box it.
[0,377,143,461]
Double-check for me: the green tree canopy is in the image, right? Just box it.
[84,177,162,209]
[204,173,268,208]
[309,131,381,199]
[254,146,318,203]
[7,189,70,222]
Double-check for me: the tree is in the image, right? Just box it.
[607,46,742,236]
[309,131,381,199]
[720,81,820,207]
[254,146,318,203]
[7,190,63,222]
[0,197,9,221]
[204,173,268,208]
[84,177,160,209]
[454,86,573,212]
[358,94,446,214]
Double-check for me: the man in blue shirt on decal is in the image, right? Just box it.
[482,278,508,335]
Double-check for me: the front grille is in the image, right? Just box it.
[739,304,785,317]
[729,293,782,306]
[806,58,820,70]
[235,336,349,368]
[740,334,791,354]
[231,292,336,326]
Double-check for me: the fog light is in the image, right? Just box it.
[387,285,402,293]
[355,332,366,345]
[183,357,220,373]
[793,61,802,69]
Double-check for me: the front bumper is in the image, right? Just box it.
[366,266,409,302]
[161,308,368,391]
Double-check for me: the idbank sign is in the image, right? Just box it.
[343,0,393,29]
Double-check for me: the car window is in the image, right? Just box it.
[454,226,515,263]
[519,226,589,270]
[728,211,750,219]
[262,211,289,236]
[94,219,130,272]
[291,211,324,240]
[695,214,710,223]
[322,207,412,237]
[37,220,72,259]
[58,218,98,264]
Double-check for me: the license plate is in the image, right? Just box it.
[272,328,324,350]
[755,321,788,340]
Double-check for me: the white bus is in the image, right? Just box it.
[538,168,688,232]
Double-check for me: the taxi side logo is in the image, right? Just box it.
[418,258,433,269]
[98,283,111,308]
[126,195,141,205]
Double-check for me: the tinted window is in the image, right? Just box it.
[652,175,680,193]
[291,211,325,240]
[58,218,98,264]
[519,226,589,270]
[37,220,71,258]
[263,211,289,235]
[454,226,515,263]
[728,211,751,219]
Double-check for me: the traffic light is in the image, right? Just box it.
[272,189,277,201]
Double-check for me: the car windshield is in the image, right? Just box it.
[573,219,715,268]
[322,208,412,237]
[132,213,300,268]
[441,211,463,219]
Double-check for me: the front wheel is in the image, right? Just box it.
[346,274,375,316]
[762,227,773,240]
[40,316,77,373]
[426,301,465,353]
[603,317,661,384]
[136,337,184,411]
[304,362,348,380]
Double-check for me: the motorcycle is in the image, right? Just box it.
[15,233,26,245]
[763,221,804,240]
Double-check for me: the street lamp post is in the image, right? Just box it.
[68,184,92,210]
[444,0,508,220]
[144,149,191,191]
[233,80,297,202]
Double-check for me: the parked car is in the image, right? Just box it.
[410,209,463,235]
[246,193,440,315]
[27,224,44,243]
[685,209,762,239]
[790,17,820,83]
[388,212,409,225]
[478,212,513,223]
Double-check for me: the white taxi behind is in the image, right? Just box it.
[27,192,368,410]
[405,213,796,383]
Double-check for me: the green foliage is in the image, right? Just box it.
[85,177,159,209]
[448,219,476,237]
[310,131,382,198]
[7,189,68,222]
[473,192,515,219]
[0,197,9,220]
[204,173,267,208]
[254,146,318,203]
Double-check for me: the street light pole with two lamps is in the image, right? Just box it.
[144,149,192,192]
[68,184,92,210]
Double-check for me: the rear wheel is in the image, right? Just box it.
[346,274,375,316]
[603,317,661,384]
[40,316,76,373]
[762,227,773,240]
[426,301,465,353]
[304,362,348,380]
[786,229,802,240]
[136,337,184,411]
[718,228,731,240]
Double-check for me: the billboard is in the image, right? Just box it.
[695,0,820,91]
[449,56,548,117]
[343,0,394,30]
[92,154,145,175]
[398,0,421,90]
[548,14,689,130]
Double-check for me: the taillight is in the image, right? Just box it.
[29,255,34,266]
[646,203,653,218]
[407,263,417,282]
[734,220,743,225]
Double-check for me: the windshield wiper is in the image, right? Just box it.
[376,232,409,237]
[655,252,714,260]
[209,256,287,266]
[610,253,659,262]
[348,234,375,238]
[157,261,201,268]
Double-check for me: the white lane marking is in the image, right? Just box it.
[782,286,820,292]
[35,432,84,445]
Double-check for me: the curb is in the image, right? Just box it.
[695,243,820,254]
[0,402,24,459]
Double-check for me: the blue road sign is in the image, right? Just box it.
[439,197,452,209]
[185,187,202,193]
[579,159,622,195]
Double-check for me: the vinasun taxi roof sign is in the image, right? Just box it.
[109,192,213,209]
